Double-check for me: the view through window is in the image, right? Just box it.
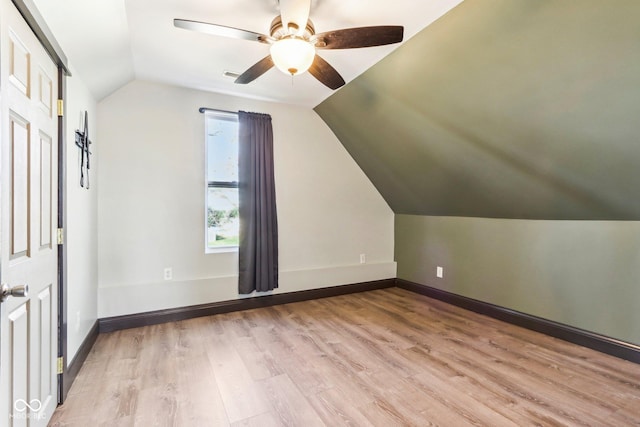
[206,111,239,250]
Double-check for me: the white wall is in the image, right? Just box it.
[97,80,395,318]
[64,65,98,363]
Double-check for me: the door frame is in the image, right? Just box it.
[9,0,71,404]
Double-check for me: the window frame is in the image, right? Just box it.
[204,110,240,254]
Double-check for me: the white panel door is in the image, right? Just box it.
[0,0,59,425]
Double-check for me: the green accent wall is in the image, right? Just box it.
[396,215,640,345]
[314,1,640,346]
[316,0,640,219]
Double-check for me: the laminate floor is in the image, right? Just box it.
[49,288,640,426]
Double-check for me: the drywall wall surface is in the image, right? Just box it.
[395,214,640,345]
[65,64,99,363]
[97,80,394,317]
[316,0,640,219]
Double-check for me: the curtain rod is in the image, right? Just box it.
[199,107,237,115]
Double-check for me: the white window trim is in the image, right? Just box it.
[204,110,239,254]
[206,245,239,255]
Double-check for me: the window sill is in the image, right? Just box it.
[206,246,239,255]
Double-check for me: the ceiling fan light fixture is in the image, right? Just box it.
[270,37,315,76]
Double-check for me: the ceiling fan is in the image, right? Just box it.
[174,0,404,90]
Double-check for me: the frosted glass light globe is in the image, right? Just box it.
[270,37,315,76]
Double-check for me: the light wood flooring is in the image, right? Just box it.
[50,288,640,426]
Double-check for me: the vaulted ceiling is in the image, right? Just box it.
[316,0,640,220]
[32,0,640,220]
[32,0,461,106]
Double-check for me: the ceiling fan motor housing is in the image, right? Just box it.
[270,15,315,40]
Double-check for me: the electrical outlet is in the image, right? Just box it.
[360,254,366,264]
[164,267,173,280]
[436,266,444,278]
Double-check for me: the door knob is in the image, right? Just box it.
[1,284,29,302]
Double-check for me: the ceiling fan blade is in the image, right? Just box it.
[315,26,404,49]
[308,55,345,90]
[279,0,311,35]
[174,19,270,43]
[235,56,275,84]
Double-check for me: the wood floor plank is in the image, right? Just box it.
[232,335,284,381]
[309,386,376,427]
[230,411,282,427]
[432,333,620,423]
[174,349,229,426]
[51,288,640,426]
[417,341,608,426]
[417,367,530,426]
[257,374,326,427]
[204,327,272,423]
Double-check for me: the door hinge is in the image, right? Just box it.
[57,357,64,374]
[57,99,64,117]
[57,228,64,245]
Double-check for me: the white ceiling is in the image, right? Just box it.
[33,0,462,107]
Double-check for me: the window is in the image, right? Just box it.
[205,111,239,251]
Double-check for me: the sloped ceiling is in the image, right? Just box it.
[315,0,640,220]
[30,0,461,105]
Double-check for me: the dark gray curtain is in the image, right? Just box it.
[238,111,279,294]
